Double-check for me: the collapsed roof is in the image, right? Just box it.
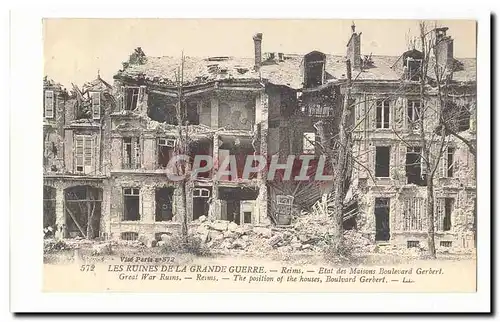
[114,53,476,90]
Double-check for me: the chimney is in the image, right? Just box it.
[346,23,361,70]
[253,33,263,71]
[434,27,454,72]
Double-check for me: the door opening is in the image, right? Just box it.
[375,198,390,242]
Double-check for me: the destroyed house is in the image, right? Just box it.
[43,75,113,239]
[43,25,476,250]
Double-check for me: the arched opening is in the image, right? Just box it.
[304,51,326,88]
[43,186,56,238]
[64,185,102,239]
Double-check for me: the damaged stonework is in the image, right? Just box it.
[44,26,476,253]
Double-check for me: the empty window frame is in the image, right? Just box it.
[90,92,101,119]
[376,100,390,129]
[75,135,93,173]
[407,100,421,129]
[124,87,139,111]
[375,146,391,178]
[403,198,424,231]
[192,188,210,220]
[302,132,316,154]
[436,197,453,231]
[44,90,55,118]
[243,211,252,224]
[304,61,325,88]
[123,188,140,221]
[123,137,140,169]
[158,138,175,168]
[407,58,422,81]
[406,146,426,185]
[155,187,174,222]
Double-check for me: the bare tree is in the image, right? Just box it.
[314,60,353,256]
[174,54,190,244]
[418,21,454,258]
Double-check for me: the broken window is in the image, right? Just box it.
[186,101,200,125]
[44,90,54,118]
[407,100,421,129]
[155,187,174,222]
[192,187,211,220]
[376,100,390,129]
[64,186,102,239]
[123,188,140,221]
[436,197,453,231]
[406,58,422,81]
[123,137,140,169]
[158,138,175,168]
[375,146,391,178]
[374,198,390,241]
[406,146,426,186]
[303,51,326,88]
[403,198,424,231]
[219,187,258,225]
[124,87,139,111]
[402,49,424,81]
[75,135,94,174]
[302,132,316,154]
[90,92,101,120]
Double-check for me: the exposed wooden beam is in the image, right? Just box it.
[64,201,86,237]
[149,89,177,97]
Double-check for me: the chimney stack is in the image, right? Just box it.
[434,27,454,72]
[346,23,361,70]
[253,33,263,71]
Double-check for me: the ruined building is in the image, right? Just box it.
[43,25,476,249]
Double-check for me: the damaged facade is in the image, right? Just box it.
[43,25,476,249]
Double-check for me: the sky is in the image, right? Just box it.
[43,19,477,88]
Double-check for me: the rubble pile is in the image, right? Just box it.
[159,215,375,256]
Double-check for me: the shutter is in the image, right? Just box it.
[75,136,84,168]
[440,151,447,178]
[44,90,54,118]
[131,139,136,168]
[122,138,127,168]
[436,198,444,231]
[84,136,92,166]
[134,138,140,168]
